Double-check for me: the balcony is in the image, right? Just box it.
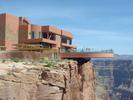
[60,49,114,59]
[61,43,77,49]
[24,38,57,45]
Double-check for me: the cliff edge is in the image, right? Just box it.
[0,60,95,100]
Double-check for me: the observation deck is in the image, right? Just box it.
[60,49,114,65]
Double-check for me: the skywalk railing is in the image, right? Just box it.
[65,48,114,53]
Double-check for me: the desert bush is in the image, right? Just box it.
[39,57,57,68]
[2,59,6,63]
[11,58,20,63]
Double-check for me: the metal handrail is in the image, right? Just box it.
[62,48,114,53]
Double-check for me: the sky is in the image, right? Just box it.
[0,0,133,55]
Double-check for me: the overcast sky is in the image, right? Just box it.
[0,0,133,54]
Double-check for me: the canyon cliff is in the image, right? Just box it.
[93,58,133,100]
[0,60,95,100]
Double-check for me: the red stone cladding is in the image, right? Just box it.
[0,13,76,51]
[31,24,41,32]
[4,14,19,50]
[19,24,31,43]
[19,17,30,25]
[0,14,6,46]
[42,26,61,35]
[61,30,73,39]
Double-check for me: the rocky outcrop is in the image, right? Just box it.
[0,60,95,100]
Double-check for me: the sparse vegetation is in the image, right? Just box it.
[2,59,6,63]
[10,58,20,63]
[39,57,57,68]
[7,72,12,76]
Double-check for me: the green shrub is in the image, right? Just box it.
[39,57,56,68]
[11,58,20,63]
[2,59,6,63]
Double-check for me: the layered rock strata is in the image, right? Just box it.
[0,60,95,100]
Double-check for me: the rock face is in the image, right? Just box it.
[93,59,133,100]
[0,60,95,100]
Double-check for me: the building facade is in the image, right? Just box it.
[0,13,76,51]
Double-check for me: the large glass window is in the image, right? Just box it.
[31,31,42,39]
[62,36,72,44]
[62,36,68,44]
[39,32,42,38]
[42,32,56,40]
[31,32,34,39]
[69,39,72,45]
[42,32,47,38]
